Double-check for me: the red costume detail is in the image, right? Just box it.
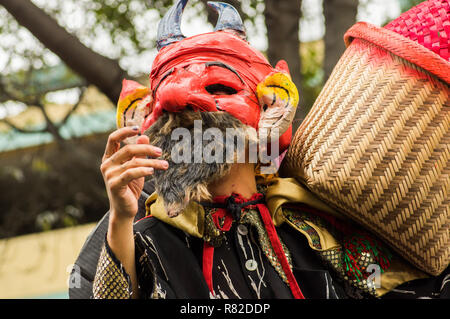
[257,203,305,299]
[202,242,215,294]
[201,193,304,299]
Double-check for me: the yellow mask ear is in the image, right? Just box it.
[256,72,299,139]
[116,79,152,129]
[256,72,299,107]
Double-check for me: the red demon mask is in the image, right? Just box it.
[141,0,293,152]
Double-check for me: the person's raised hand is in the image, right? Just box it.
[100,126,168,222]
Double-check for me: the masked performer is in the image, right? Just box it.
[72,0,449,299]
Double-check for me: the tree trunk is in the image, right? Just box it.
[323,0,358,81]
[264,0,303,130]
[0,0,129,103]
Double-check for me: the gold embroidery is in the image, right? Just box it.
[93,244,132,299]
[241,209,293,284]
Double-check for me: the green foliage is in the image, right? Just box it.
[0,0,265,77]
[399,0,423,12]
[0,64,85,104]
[0,166,25,182]
[300,40,324,111]
[35,210,59,232]
[0,5,48,73]
[34,206,80,232]
[89,0,152,54]
[31,157,50,174]
[0,138,110,238]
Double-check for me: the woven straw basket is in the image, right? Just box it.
[283,0,449,276]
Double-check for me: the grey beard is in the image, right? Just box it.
[144,110,250,218]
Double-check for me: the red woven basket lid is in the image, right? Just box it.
[344,0,450,84]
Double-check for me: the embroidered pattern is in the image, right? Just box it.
[282,206,393,297]
[203,207,227,247]
[218,258,242,299]
[244,233,268,299]
[342,233,392,283]
[319,247,377,296]
[240,209,293,284]
[284,209,322,249]
[93,244,132,299]
[135,233,168,299]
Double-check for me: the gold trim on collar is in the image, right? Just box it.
[265,177,342,226]
[145,192,205,238]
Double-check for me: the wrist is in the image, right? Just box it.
[109,211,134,231]
[109,208,135,225]
[107,213,135,248]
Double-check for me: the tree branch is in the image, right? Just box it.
[0,0,129,103]
[0,117,47,134]
[57,86,87,128]
[32,99,66,147]
[0,76,22,102]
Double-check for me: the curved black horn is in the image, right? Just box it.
[156,0,188,51]
[207,1,246,40]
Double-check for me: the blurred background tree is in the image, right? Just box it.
[0,0,423,238]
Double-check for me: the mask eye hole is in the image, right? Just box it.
[205,84,237,95]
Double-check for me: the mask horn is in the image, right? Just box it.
[156,0,188,51]
[207,1,247,40]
